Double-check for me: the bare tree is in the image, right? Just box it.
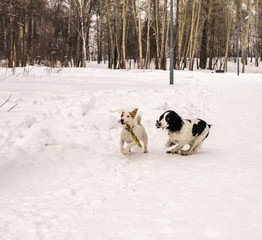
[160,0,168,70]
[154,0,160,69]
[0,0,261,70]
[106,0,114,68]
[131,0,143,68]
[224,3,233,72]
[121,0,129,69]
[242,0,252,73]
[145,0,152,68]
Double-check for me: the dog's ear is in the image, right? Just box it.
[130,108,138,118]
[167,111,183,132]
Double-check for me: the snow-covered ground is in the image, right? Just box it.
[1,63,262,240]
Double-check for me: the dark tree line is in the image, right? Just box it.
[0,0,261,71]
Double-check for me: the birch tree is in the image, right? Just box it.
[145,0,152,68]
[115,0,121,68]
[224,5,233,72]
[75,0,90,67]
[97,0,103,64]
[242,0,252,73]
[160,0,168,69]
[154,0,160,69]
[66,0,72,66]
[131,0,143,68]
[121,0,129,69]
[189,0,202,71]
[106,0,115,68]
[200,0,210,69]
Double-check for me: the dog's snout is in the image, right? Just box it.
[120,119,125,124]
[156,120,161,128]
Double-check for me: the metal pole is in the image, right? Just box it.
[170,0,174,84]
[237,25,239,76]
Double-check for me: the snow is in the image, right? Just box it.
[1,63,262,240]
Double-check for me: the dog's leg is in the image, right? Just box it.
[167,144,184,154]
[123,141,136,155]
[190,139,203,154]
[120,139,125,154]
[180,149,193,156]
[142,132,148,153]
[180,140,202,156]
[165,139,176,148]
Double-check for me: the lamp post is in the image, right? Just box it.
[170,0,174,84]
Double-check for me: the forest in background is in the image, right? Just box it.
[0,0,261,72]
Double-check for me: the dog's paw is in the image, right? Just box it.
[165,143,171,148]
[166,141,175,148]
[167,150,180,154]
[166,150,177,154]
[122,149,129,155]
[180,150,193,156]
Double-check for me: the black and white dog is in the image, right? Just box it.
[156,110,211,155]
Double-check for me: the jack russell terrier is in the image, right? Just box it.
[119,108,148,155]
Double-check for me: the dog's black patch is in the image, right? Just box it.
[166,151,176,154]
[192,119,207,137]
[166,111,184,133]
[159,113,165,121]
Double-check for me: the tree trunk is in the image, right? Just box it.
[208,13,215,70]
[164,8,171,70]
[154,0,160,69]
[106,0,114,69]
[121,0,129,69]
[30,17,34,65]
[131,0,143,69]
[200,0,209,69]
[2,17,7,60]
[254,0,260,67]
[79,3,86,67]
[188,0,196,71]
[137,0,143,69]
[160,0,167,69]
[66,0,71,66]
[242,0,251,73]
[145,1,151,69]
[9,15,15,68]
[76,15,81,67]
[97,0,103,64]
[115,0,121,68]
[145,0,151,69]
[178,0,188,69]
[174,0,180,70]
[224,14,233,72]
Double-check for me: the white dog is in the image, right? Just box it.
[119,108,148,155]
[156,110,211,155]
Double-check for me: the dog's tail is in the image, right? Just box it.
[136,115,142,125]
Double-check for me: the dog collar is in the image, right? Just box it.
[125,125,134,132]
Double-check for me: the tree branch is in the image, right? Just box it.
[0,94,12,108]
[7,103,18,112]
